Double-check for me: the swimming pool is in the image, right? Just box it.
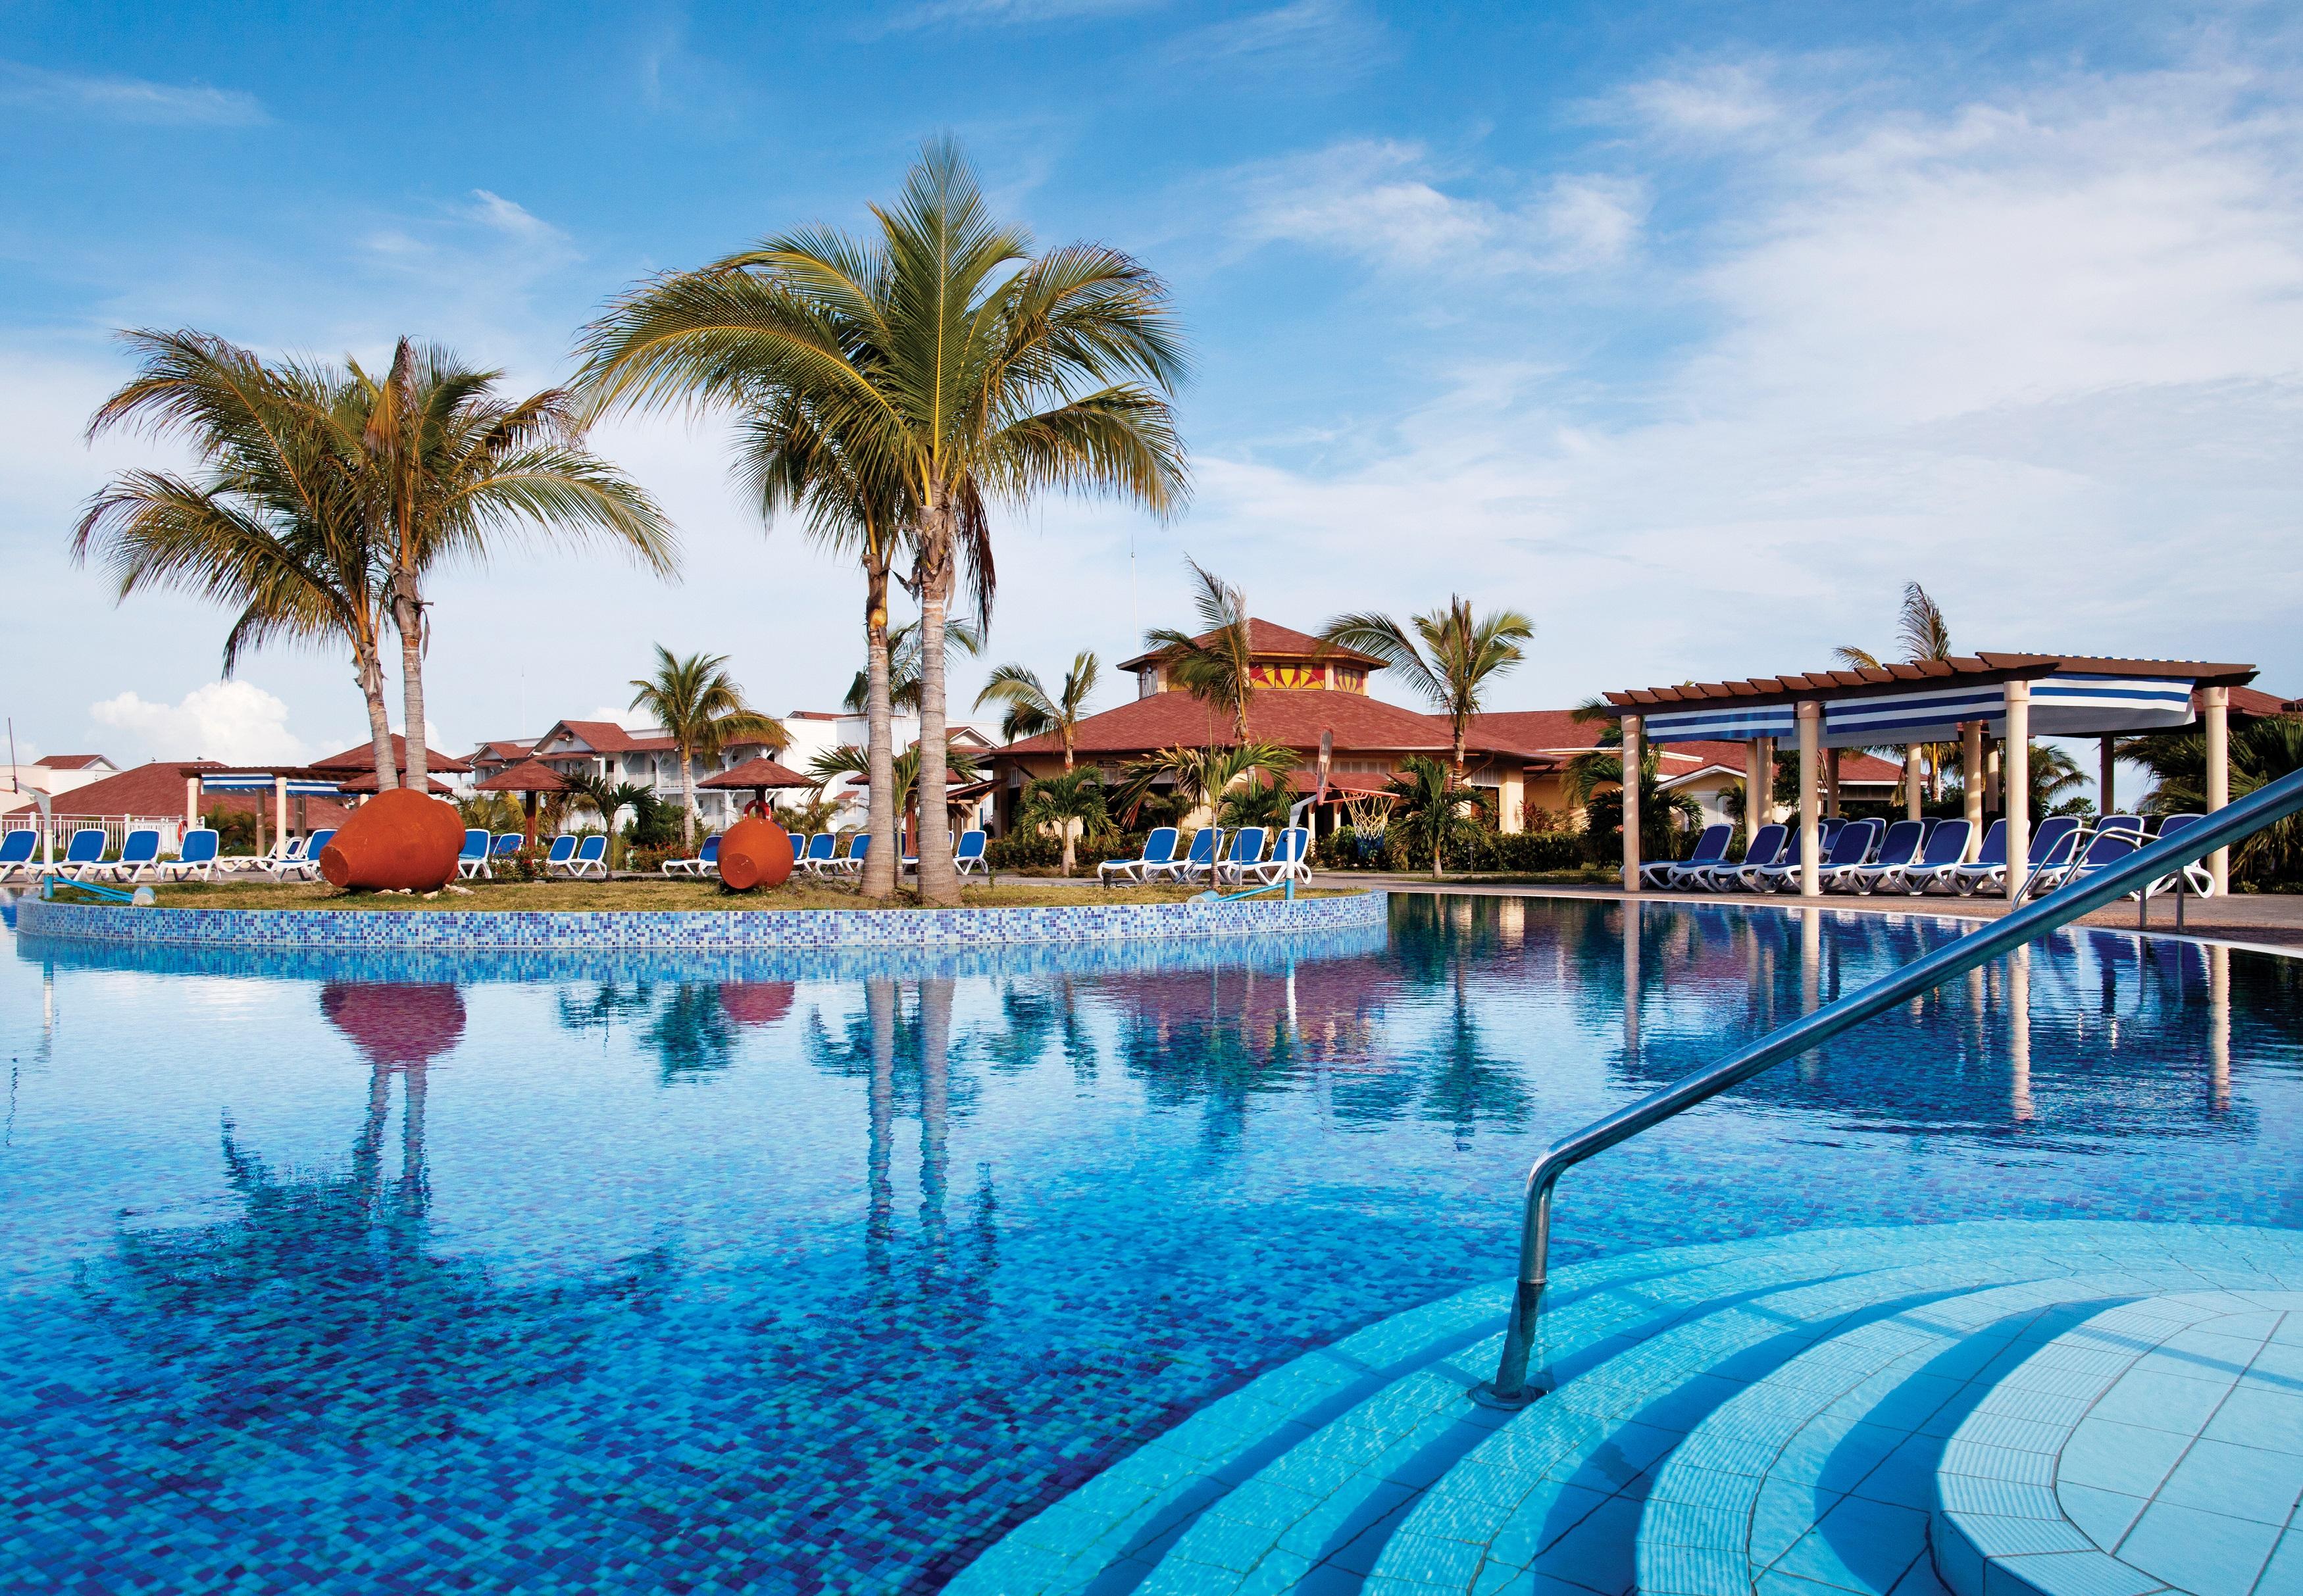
[3,895,2296,1593]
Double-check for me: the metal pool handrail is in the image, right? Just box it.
[1477,766,2303,1408]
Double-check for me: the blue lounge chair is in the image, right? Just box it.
[278,828,336,882]
[1154,827,1225,885]
[788,831,806,863]
[1727,824,1794,891]
[666,835,722,877]
[1894,819,1975,895]
[955,830,988,876]
[795,832,838,876]
[539,835,578,875]
[490,834,524,876]
[2037,827,2140,895]
[1844,818,1926,894]
[2142,814,2214,898]
[457,829,492,880]
[1214,826,1269,885]
[828,834,870,876]
[1101,827,1178,886]
[567,835,609,878]
[1650,824,1731,890]
[48,828,107,881]
[157,828,221,882]
[2004,816,2085,901]
[1946,820,2007,895]
[91,827,164,882]
[1773,818,1881,895]
[0,828,39,882]
[1242,826,1311,886]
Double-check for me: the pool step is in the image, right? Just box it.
[949,1225,2303,1596]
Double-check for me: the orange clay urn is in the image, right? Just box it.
[318,788,467,892]
[715,816,793,891]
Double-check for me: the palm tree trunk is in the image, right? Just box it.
[863,569,898,901]
[679,740,696,846]
[357,642,399,791]
[915,503,959,907]
[393,580,429,789]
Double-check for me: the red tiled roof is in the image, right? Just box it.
[34,761,353,826]
[1116,618,1385,674]
[313,736,471,774]
[2221,686,2298,717]
[537,719,649,754]
[1002,689,1467,760]
[474,759,572,793]
[34,754,111,770]
[1463,710,1611,756]
[338,770,456,795]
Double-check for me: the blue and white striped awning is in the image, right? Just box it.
[200,774,345,796]
[1642,701,1799,744]
[1640,671,2197,749]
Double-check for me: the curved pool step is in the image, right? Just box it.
[1933,1290,2303,1596]
[947,1224,2303,1596]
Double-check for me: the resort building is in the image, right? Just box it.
[0,753,122,816]
[986,618,1908,834]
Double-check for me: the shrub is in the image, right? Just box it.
[626,843,682,876]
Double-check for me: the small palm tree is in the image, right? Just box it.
[1215,772,1292,832]
[2124,718,2303,882]
[356,338,678,786]
[627,645,785,845]
[844,618,985,716]
[1016,768,1111,875]
[1320,597,1533,775]
[1836,582,1956,799]
[576,137,1188,907]
[1387,756,1487,880]
[977,652,1101,768]
[74,331,402,786]
[1113,740,1296,826]
[1143,560,1253,741]
[1563,729,1704,859]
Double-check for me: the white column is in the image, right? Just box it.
[2203,686,2230,895]
[1620,714,1643,893]
[274,776,290,853]
[1906,745,1924,822]
[2002,681,2031,903]
[185,774,200,831]
[1500,769,1525,835]
[1963,720,1985,855]
[1623,901,1640,1053]
[2010,942,2033,1122]
[1797,700,1821,898]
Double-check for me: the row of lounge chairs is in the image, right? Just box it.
[456,830,609,880]
[0,826,332,884]
[660,830,991,880]
[1098,826,1311,889]
[1642,814,2216,900]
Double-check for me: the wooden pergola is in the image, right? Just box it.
[1602,653,2258,900]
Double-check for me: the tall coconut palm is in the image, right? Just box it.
[1319,597,1534,775]
[575,137,1189,905]
[1836,581,1956,799]
[976,651,1101,768]
[1387,756,1488,880]
[355,339,678,787]
[1142,559,1252,741]
[626,645,785,845]
[74,330,401,786]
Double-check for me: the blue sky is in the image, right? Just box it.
[4,1,2299,774]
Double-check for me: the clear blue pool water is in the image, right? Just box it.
[2,894,2298,1595]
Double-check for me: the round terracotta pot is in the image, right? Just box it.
[716,816,794,891]
[319,788,466,891]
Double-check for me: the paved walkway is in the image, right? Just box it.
[1332,872,2303,949]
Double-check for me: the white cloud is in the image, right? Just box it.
[0,59,266,126]
[1188,55,2303,701]
[1167,0,1380,76]
[89,682,312,766]
[1619,61,1785,139]
[1234,140,1646,275]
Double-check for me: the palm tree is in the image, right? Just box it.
[1142,559,1253,741]
[74,330,401,786]
[1836,581,1956,799]
[1387,755,1487,879]
[1320,597,1534,775]
[1562,726,1704,860]
[355,338,678,786]
[1112,741,1297,826]
[805,737,986,846]
[2124,718,2303,883]
[574,137,1189,907]
[844,618,984,716]
[1015,768,1111,875]
[626,645,785,845]
[1215,772,1292,832]
[976,652,1101,768]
